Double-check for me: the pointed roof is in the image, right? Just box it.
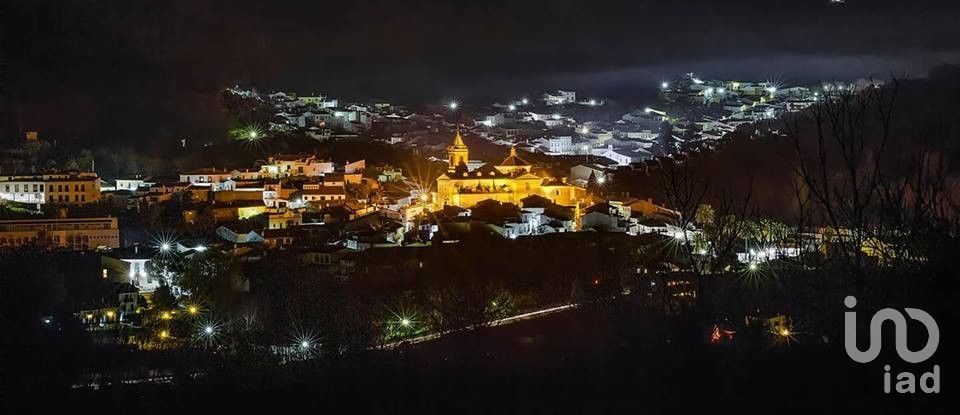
[450,126,467,148]
[499,146,532,167]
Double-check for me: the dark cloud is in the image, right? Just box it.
[4,0,960,142]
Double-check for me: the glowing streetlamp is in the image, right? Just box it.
[661,81,669,89]
[187,305,199,316]
[521,98,528,105]
[400,318,411,327]
[300,340,311,349]
[448,101,458,110]
[508,104,516,111]
[588,99,596,106]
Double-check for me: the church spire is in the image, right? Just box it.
[447,125,469,171]
[452,124,465,147]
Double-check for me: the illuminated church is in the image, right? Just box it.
[435,129,585,208]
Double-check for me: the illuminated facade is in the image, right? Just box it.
[447,128,469,168]
[0,216,119,250]
[436,132,584,208]
[0,172,101,205]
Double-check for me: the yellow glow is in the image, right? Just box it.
[161,311,172,320]
[105,310,115,318]
[779,328,790,337]
[86,313,94,319]
[159,330,169,339]
[187,305,198,315]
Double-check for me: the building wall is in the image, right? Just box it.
[0,217,119,250]
[437,176,581,208]
[0,173,101,205]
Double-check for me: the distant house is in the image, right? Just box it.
[300,185,347,204]
[179,168,233,189]
[101,244,160,292]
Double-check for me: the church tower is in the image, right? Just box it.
[447,126,469,170]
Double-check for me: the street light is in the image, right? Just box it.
[448,101,458,110]
[661,81,669,89]
[521,98,528,105]
[508,104,516,111]
[400,318,411,327]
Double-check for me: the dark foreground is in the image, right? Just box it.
[5,306,950,414]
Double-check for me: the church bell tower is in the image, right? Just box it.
[447,126,469,170]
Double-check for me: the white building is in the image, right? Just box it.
[535,136,577,155]
[179,168,233,187]
[259,154,334,178]
[542,90,576,106]
[1,172,101,205]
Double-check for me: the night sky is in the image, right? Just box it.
[4,0,960,142]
